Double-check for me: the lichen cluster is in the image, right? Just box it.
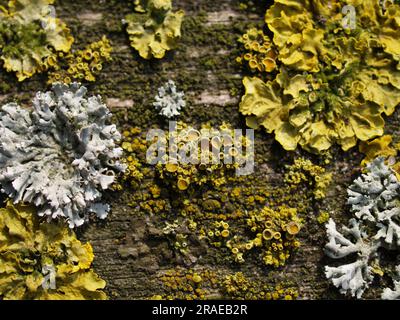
[0,0,74,81]
[358,135,400,181]
[1,0,390,300]
[124,0,184,59]
[0,201,107,300]
[154,121,252,191]
[150,269,218,300]
[119,127,170,215]
[47,36,112,84]
[149,269,298,300]
[239,0,400,153]
[325,157,400,299]
[198,205,302,267]
[0,83,125,228]
[223,272,298,300]
[359,135,398,166]
[242,206,302,267]
[284,157,332,200]
[118,124,329,270]
[120,127,146,186]
[236,28,278,75]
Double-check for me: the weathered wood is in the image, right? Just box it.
[2,0,398,300]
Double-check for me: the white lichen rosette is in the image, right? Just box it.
[0,83,125,228]
[153,80,185,118]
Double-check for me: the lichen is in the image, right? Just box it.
[228,206,302,267]
[117,124,329,269]
[153,80,186,119]
[347,158,400,246]
[149,269,218,300]
[124,0,184,59]
[239,0,400,153]
[154,121,252,191]
[324,218,378,299]
[0,0,74,81]
[358,135,400,184]
[359,135,397,166]
[162,219,190,256]
[284,157,332,200]
[120,127,146,187]
[317,211,330,224]
[0,201,107,300]
[119,127,169,215]
[236,28,278,75]
[325,157,400,298]
[195,204,302,268]
[223,272,298,300]
[47,36,112,84]
[149,268,298,300]
[265,0,400,72]
[0,83,125,228]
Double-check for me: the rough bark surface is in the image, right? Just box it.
[1,0,399,300]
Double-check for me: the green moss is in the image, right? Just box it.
[0,81,11,93]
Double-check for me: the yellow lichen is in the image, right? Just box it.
[155,122,251,191]
[119,127,145,186]
[0,201,107,300]
[223,272,298,300]
[359,135,397,166]
[203,204,302,267]
[0,0,73,81]
[47,36,112,84]
[359,134,400,180]
[116,122,328,270]
[240,0,400,153]
[149,269,298,300]
[237,28,278,74]
[265,0,400,73]
[125,0,184,59]
[240,68,398,153]
[284,157,332,200]
[149,269,218,300]
[316,211,330,224]
[119,127,169,215]
[244,206,302,267]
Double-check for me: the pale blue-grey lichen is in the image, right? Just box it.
[153,80,185,118]
[0,83,125,228]
[324,218,379,299]
[348,157,400,246]
[325,158,400,299]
